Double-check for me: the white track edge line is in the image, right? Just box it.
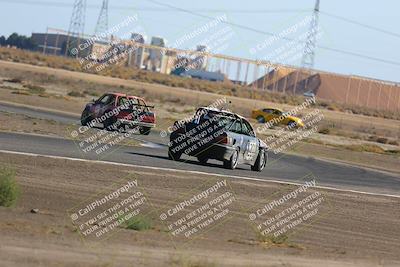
[1,149,399,199]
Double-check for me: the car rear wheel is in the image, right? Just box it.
[168,147,181,161]
[251,149,267,172]
[197,155,208,164]
[139,127,151,135]
[256,116,265,123]
[223,149,239,170]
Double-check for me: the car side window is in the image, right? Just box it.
[262,109,273,114]
[229,120,242,134]
[273,110,282,115]
[118,96,128,106]
[242,119,255,137]
[127,98,138,108]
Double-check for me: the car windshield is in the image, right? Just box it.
[98,94,115,106]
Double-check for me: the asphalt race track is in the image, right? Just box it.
[0,102,399,196]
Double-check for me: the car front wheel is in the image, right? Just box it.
[168,147,181,161]
[251,149,267,172]
[197,155,208,164]
[104,116,117,130]
[256,115,265,123]
[139,127,151,135]
[288,121,297,129]
[80,109,92,126]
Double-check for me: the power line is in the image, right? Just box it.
[0,0,308,13]
[316,45,400,66]
[145,0,400,67]
[320,11,400,39]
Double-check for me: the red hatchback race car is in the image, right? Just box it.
[80,93,156,135]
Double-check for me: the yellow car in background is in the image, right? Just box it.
[252,108,304,128]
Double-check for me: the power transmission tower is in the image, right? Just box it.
[65,0,87,57]
[94,0,109,38]
[301,0,320,69]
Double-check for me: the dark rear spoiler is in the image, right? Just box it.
[123,103,155,109]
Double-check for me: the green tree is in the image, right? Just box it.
[5,33,37,50]
[0,35,6,46]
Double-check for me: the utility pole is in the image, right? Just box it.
[65,0,87,57]
[94,0,109,39]
[301,0,320,69]
[301,0,320,93]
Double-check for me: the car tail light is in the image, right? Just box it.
[141,113,155,123]
[215,133,231,145]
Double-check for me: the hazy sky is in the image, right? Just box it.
[0,0,399,82]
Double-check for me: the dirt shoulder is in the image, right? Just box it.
[288,142,400,175]
[0,152,399,267]
[0,110,71,138]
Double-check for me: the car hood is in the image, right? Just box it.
[286,115,303,123]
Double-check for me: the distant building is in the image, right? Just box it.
[192,45,208,70]
[127,33,145,68]
[160,50,178,75]
[147,36,166,72]
[31,33,71,55]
